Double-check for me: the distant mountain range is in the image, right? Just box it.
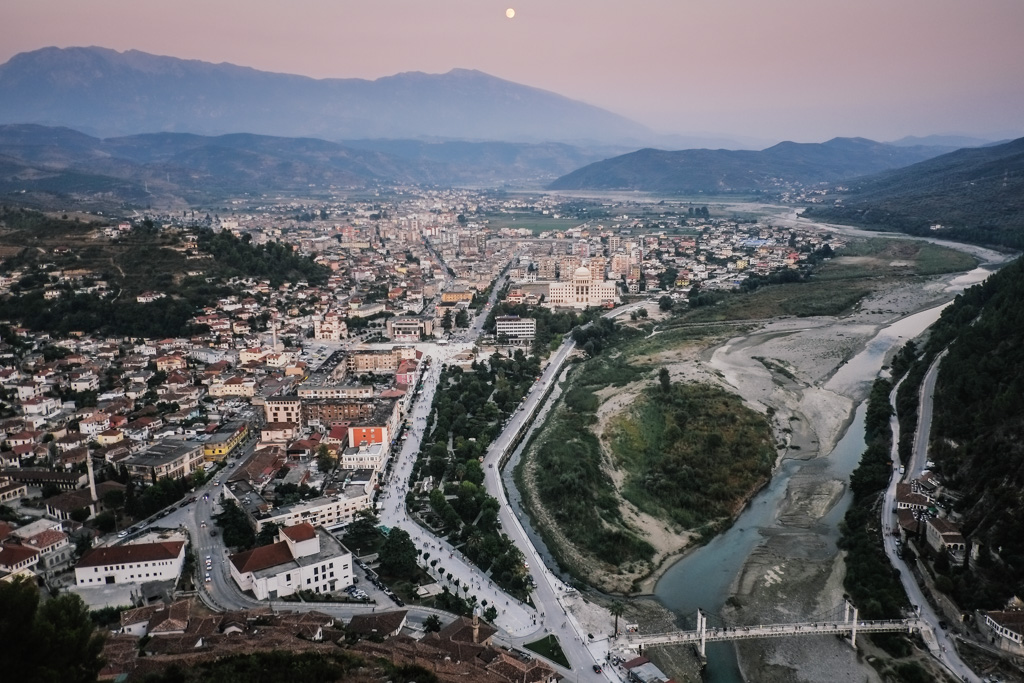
[0,46,656,145]
[0,124,642,207]
[547,137,964,193]
[802,136,1024,249]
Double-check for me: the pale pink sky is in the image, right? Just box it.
[3,0,1023,142]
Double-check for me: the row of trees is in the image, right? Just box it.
[837,378,909,619]
[408,354,537,594]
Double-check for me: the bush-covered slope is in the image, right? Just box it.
[926,256,1024,606]
[804,137,1024,250]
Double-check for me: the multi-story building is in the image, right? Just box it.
[296,383,372,400]
[348,349,400,374]
[441,290,474,304]
[264,397,301,425]
[546,266,618,310]
[228,523,353,600]
[340,442,385,470]
[125,442,204,481]
[74,540,185,586]
[314,311,348,341]
[241,487,373,533]
[495,316,537,342]
[203,421,249,462]
[385,316,434,342]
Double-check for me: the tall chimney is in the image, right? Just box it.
[472,607,480,643]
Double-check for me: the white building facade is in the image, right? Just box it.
[228,523,353,600]
[75,541,186,586]
[545,266,618,309]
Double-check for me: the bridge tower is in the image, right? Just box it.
[696,609,707,658]
[844,599,859,648]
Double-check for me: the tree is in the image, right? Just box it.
[94,511,116,534]
[0,577,105,683]
[102,489,125,511]
[424,614,442,632]
[378,527,418,580]
[69,507,90,524]
[344,511,380,554]
[455,309,470,328]
[316,444,334,473]
[658,267,679,291]
[255,522,281,547]
[610,600,625,635]
[441,310,453,332]
[658,295,674,312]
[658,367,671,393]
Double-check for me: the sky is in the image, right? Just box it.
[3,0,1024,144]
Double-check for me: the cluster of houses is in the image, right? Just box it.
[894,477,1024,656]
[98,599,557,683]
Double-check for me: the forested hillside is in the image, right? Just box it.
[0,208,327,337]
[925,256,1024,607]
[803,137,1024,250]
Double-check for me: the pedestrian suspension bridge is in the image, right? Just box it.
[615,600,923,658]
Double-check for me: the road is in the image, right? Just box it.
[909,350,946,480]
[170,292,649,680]
[884,364,978,683]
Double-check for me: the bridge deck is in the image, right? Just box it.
[622,619,923,647]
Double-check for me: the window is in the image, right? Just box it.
[307,578,311,585]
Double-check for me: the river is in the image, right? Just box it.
[652,291,984,682]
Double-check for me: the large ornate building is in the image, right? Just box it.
[546,266,618,309]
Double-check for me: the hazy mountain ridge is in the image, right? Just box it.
[0,124,631,208]
[0,46,654,144]
[803,136,1024,249]
[547,137,959,193]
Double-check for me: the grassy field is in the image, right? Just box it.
[480,212,581,233]
[524,634,571,668]
[609,382,775,530]
[670,237,976,322]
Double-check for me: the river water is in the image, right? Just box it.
[652,287,988,682]
[648,257,1005,681]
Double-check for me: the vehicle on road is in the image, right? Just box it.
[593,664,602,673]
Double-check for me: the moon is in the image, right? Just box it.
[506,8,515,19]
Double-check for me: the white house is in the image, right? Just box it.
[228,523,353,600]
[74,540,186,586]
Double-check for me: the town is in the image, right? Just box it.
[0,189,1018,681]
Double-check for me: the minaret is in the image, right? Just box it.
[86,455,98,503]
[472,606,481,643]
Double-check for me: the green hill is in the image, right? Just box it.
[547,137,954,193]
[0,207,327,337]
[923,256,1024,607]
[803,137,1024,249]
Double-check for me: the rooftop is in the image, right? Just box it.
[77,541,185,568]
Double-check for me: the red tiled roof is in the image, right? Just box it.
[0,543,39,568]
[229,541,294,574]
[26,528,67,549]
[281,523,315,542]
[77,541,184,568]
[347,610,407,636]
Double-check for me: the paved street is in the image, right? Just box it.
[884,364,978,683]
[168,297,650,681]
